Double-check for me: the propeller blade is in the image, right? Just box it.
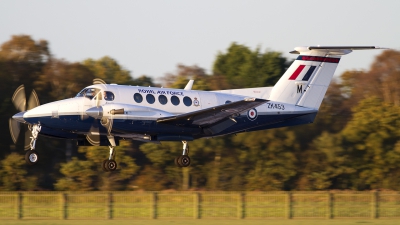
[86,134,100,146]
[27,89,40,110]
[24,127,31,150]
[9,118,21,144]
[12,85,26,112]
[94,91,102,107]
[86,119,101,146]
[93,78,106,85]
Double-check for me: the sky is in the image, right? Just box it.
[1,0,399,84]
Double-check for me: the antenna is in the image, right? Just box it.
[184,80,194,90]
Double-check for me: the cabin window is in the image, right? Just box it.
[103,91,114,101]
[225,100,232,104]
[183,96,192,106]
[158,95,168,105]
[146,94,155,104]
[134,93,143,103]
[171,96,180,106]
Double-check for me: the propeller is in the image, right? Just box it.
[93,78,106,85]
[85,78,107,145]
[9,85,40,150]
[85,106,124,146]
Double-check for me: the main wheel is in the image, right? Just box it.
[178,155,191,167]
[106,159,117,171]
[25,150,39,165]
[102,159,110,172]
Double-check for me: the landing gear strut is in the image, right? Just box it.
[25,124,41,165]
[175,141,191,167]
[102,136,117,172]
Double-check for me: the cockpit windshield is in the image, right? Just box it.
[75,88,101,100]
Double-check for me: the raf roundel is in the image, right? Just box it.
[247,108,258,121]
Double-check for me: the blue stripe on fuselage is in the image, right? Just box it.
[25,112,317,140]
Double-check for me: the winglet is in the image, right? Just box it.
[184,80,194,90]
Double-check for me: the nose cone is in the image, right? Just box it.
[86,106,103,119]
[12,111,26,123]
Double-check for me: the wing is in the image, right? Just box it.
[157,98,268,127]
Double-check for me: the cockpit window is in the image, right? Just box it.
[76,88,87,97]
[75,88,101,100]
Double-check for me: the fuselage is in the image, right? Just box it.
[19,84,317,143]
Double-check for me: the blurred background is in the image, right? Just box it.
[0,0,399,192]
[0,34,399,192]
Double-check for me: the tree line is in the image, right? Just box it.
[0,35,399,191]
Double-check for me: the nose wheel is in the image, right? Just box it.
[25,150,39,165]
[175,141,191,167]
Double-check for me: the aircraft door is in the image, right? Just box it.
[198,92,218,109]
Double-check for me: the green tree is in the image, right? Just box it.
[34,59,96,102]
[340,50,400,107]
[213,43,288,88]
[162,64,210,90]
[137,138,229,191]
[82,56,155,86]
[133,75,156,87]
[54,157,97,191]
[233,129,298,191]
[0,35,49,91]
[0,153,37,190]
[55,140,139,191]
[296,132,355,190]
[0,35,49,63]
[0,35,51,160]
[340,96,400,190]
[137,141,191,190]
[83,56,133,84]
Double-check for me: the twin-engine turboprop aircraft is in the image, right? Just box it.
[9,46,384,171]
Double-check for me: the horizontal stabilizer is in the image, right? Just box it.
[290,46,388,55]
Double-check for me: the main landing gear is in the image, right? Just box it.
[25,124,41,165]
[175,141,191,167]
[102,136,118,172]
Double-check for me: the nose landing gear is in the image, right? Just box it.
[25,124,41,165]
[102,136,118,172]
[175,141,191,167]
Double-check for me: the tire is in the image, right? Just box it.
[178,155,191,167]
[175,156,182,167]
[106,159,117,171]
[102,159,110,172]
[25,150,39,165]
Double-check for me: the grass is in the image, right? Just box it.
[2,219,400,225]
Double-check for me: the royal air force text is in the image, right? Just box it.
[138,89,184,96]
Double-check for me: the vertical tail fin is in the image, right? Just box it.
[268,46,383,109]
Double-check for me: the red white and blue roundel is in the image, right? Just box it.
[247,108,258,121]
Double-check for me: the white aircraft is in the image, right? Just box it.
[9,46,384,171]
